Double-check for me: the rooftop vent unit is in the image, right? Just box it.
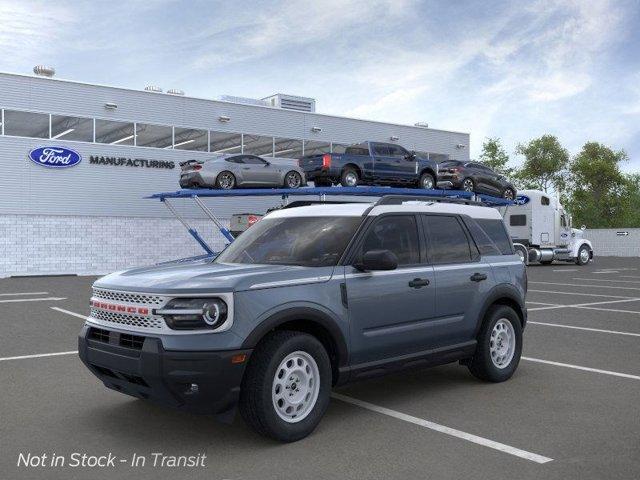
[33,65,55,77]
[167,89,185,96]
[144,85,163,93]
[219,95,270,107]
[262,94,316,113]
[414,122,429,128]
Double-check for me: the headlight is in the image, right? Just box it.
[157,298,228,331]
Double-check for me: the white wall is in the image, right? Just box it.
[584,228,640,257]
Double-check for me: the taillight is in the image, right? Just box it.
[322,154,331,169]
[193,164,202,171]
[451,167,460,173]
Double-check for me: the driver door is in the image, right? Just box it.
[242,155,278,185]
[344,214,436,365]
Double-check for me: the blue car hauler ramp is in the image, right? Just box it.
[147,186,514,256]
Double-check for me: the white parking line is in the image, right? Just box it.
[528,321,640,337]
[332,393,553,464]
[552,269,578,272]
[0,291,49,296]
[0,351,77,362]
[574,306,640,315]
[530,281,640,292]
[523,357,640,381]
[0,297,66,304]
[620,275,640,279]
[593,270,619,274]
[528,289,638,299]
[527,297,640,312]
[526,302,560,306]
[51,307,87,319]
[572,278,640,285]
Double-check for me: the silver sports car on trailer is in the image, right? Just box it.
[179,154,307,189]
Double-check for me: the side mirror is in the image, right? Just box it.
[354,249,398,271]
[404,151,416,160]
[581,225,586,231]
[264,161,271,166]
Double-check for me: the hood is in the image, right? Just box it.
[572,228,585,239]
[94,257,312,294]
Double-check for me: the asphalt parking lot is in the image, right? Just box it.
[1,257,639,480]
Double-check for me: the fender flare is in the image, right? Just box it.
[240,305,349,368]
[571,239,593,258]
[475,284,527,335]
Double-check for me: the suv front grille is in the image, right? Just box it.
[92,288,164,306]
[90,308,164,330]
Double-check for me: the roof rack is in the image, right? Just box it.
[374,194,482,206]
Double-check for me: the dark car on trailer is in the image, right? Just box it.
[298,141,440,189]
[438,160,517,200]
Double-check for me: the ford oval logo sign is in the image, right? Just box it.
[28,146,82,168]
[514,195,530,205]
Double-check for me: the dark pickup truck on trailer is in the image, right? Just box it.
[299,141,440,189]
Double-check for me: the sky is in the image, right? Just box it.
[1,0,639,171]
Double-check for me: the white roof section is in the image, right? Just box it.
[265,200,503,220]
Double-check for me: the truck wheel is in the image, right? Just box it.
[340,168,359,187]
[576,245,591,265]
[418,172,435,189]
[514,244,528,265]
[467,305,522,382]
[216,171,236,189]
[462,178,475,192]
[239,331,331,442]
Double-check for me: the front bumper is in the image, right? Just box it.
[78,325,251,417]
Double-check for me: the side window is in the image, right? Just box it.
[510,215,526,226]
[360,215,420,266]
[476,219,514,255]
[541,196,550,206]
[560,215,567,227]
[372,144,390,156]
[423,216,472,264]
[463,218,500,256]
[387,145,408,158]
[226,156,244,164]
[244,155,267,165]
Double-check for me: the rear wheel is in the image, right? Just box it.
[576,245,591,265]
[216,171,236,190]
[502,187,516,200]
[462,178,475,192]
[468,305,522,382]
[418,172,436,189]
[340,168,359,187]
[239,331,331,442]
[284,171,303,189]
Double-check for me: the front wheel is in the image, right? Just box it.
[239,331,331,442]
[468,305,522,382]
[502,187,516,200]
[576,245,591,265]
[418,172,436,189]
[462,178,475,192]
[284,171,303,189]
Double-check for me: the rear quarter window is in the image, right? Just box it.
[475,218,514,255]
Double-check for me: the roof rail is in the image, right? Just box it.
[374,194,482,206]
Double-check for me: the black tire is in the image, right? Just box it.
[313,178,332,187]
[239,331,332,442]
[418,172,436,190]
[340,168,359,187]
[502,187,516,200]
[284,171,303,189]
[576,245,591,265]
[215,171,236,190]
[462,178,475,192]
[468,305,522,382]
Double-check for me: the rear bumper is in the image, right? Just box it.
[437,175,464,189]
[78,325,251,417]
[179,172,207,188]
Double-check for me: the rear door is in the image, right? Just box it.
[345,214,436,364]
[370,143,394,181]
[422,215,493,345]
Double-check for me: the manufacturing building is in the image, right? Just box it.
[0,68,470,277]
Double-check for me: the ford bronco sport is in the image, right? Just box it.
[78,196,527,442]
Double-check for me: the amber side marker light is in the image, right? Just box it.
[231,354,247,364]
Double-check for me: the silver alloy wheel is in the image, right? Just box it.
[421,175,434,189]
[489,319,516,369]
[286,171,302,188]
[272,351,320,423]
[579,247,590,264]
[503,188,515,200]
[218,172,235,189]
[344,171,358,187]
[462,179,474,191]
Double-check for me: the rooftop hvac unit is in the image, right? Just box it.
[167,89,185,96]
[33,65,55,77]
[262,94,316,113]
[144,85,163,93]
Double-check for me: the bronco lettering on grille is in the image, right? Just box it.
[89,299,149,315]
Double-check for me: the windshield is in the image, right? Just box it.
[215,216,363,267]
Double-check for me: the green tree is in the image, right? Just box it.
[479,137,513,176]
[514,135,569,192]
[622,174,640,227]
[566,142,629,228]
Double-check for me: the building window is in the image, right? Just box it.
[51,114,93,142]
[3,110,49,138]
[273,137,303,158]
[210,131,242,154]
[173,127,208,151]
[95,119,135,145]
[303,140,331,156]
[136,123,173,148]
[243,134,274,156]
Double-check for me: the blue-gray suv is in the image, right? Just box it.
[78,196,527,442]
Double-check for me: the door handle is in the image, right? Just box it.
[242,167,251,170]
[470,273,488,282]
[408,278,430,288]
